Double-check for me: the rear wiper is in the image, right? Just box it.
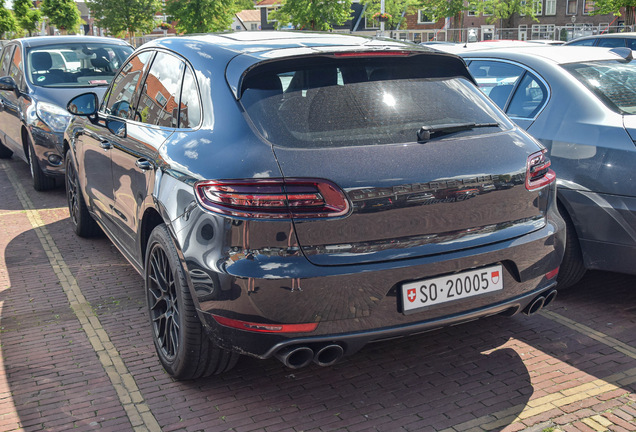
[417,122,500,142]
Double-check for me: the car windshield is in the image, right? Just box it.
[26,43,133,88]
[240,56,511,148]
[562,59,636,114]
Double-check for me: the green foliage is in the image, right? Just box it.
[418,0,466,25]
[87,0,160,40]
[268,0,353,31]
[13,0,41,36]
[165,0,239,33]
[235,0,256,10]
[361,0,418,29]
[0,6,17,38]
[471,0,538,25]
[590,0,636,25]
[41,0,82,33]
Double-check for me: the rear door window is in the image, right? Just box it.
[240,56,510,149]
[568,38,596,46]
[178,67,201,128]
[597,38,626,48]
[9,46,24,90]
[506,72,548,119]
[1,45,14,76]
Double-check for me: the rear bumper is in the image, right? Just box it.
[176,198,565,358]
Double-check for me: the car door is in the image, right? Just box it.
[109,51,184,264]
[0,44,18,153]
[468,59,549,130]
[3,45,27,153]
[78,50,154,237]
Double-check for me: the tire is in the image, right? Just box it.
[0,140,12,159]
[65,150,101,238]
[145,224,239,379]
[28,138,56,191]
[557,203,587,289]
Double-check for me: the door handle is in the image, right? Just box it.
[135,158,152,171]
[99,140,112,150]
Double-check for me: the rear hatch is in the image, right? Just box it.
[239,52,548,266]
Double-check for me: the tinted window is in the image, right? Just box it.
[26,43,133,87]
[1,45,14,76]
[9,46,24,90]
[136,52,185,127]
[241,57,510,149]
[568,38,596,46]
[597,38,626,48]
[507,72,548,118]
[179,68,201,128]
[563,60,636,114]
[105,51,153,119]
[468,61,524,109]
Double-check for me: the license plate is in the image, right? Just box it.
[402,265,503,315]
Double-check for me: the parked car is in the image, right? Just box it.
[564,32,636,48]
[453,45,636,288]
[0,36,133,190]
[64,32,564,379]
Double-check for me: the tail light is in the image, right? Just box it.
[194,178,350,219]
[526,149,556,191]
[546,267,559,280]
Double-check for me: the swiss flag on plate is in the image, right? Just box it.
[491,270,500,284]
[407,288,416,303]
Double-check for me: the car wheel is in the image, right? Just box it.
[28,139,56,191]
[65,151,101,238]
[146,224,239,379]
[557,203,587,289]
[0,140,12,159]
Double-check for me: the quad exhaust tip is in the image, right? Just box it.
[314,344,344,367]
[275,346,314,369]
[523,289,557,316]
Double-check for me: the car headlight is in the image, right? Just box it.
[36,102,73,133]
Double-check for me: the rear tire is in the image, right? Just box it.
[0,140,12,159]
[28,138,56,191]
[146,224,239,379]
[65,151,101,238]
[557,203,587,289]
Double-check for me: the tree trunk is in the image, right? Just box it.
[627,7,635,27]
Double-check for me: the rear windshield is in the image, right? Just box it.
[562,60,636,114]
[240,56,512,148]
[27,43,133,88]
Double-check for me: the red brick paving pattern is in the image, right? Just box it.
[2,157,636,431]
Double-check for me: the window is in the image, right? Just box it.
[136,52,185,127]
[0,45,14,76]
[532,24,555,39]
[567,37,596,45]
[534,0,543,15]
[266,8,278,23]
[9,45,24,90]
[418,10,434,23]
[250,23,258,30]
[584,0,595,13]
[365,15,379,29]
[179,68,201,128]
[506,73,548,119]
[105,51,153,119]
[567,0,577,14]
[597,38,626,47]
[468,61,525,109]
[545,0,556,15]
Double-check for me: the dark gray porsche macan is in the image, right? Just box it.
[63,32,565,379]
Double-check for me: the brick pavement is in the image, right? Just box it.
[1,155,636,431]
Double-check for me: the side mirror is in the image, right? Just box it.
[0,76,17,92]
[67,92,99,116]
[107,118,126,138]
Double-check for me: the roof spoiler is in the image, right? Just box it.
[610,47,633,62]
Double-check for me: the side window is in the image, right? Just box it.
[179,68,201,128]
[1,45,15,77]
[9,47,24,90]
[105,51,153,119]
[568,38,596,46]
[628,39,636,50]
[135,52,185,127]
[468,60,525,110]
[506,72,548,119]
[597,38,626,48]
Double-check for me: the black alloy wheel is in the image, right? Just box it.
[145,225,239,379]
[65,150,101,237]
[147,243,180,361]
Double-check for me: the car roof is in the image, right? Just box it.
[569,32,636,41]
[450,45,632,64]
[13,36,132,48]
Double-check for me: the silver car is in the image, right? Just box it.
[448,46,636,288]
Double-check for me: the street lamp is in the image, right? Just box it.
[380,0,385,37]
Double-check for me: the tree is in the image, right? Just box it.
[360,0,419,30]
[0,6,17,38]
[41,0,82,34]
[235,0,255,10]
[471,0,538,28]
[13,0,41,36]
[418,0,467,39]
[165,0,238,33]
[268,0,353,31]
[590,0,636,26]
[87,0,161,42]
